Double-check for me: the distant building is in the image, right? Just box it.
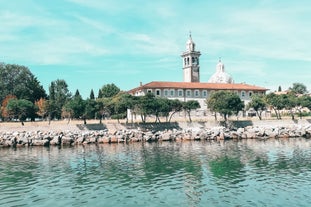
[129,34,268,110]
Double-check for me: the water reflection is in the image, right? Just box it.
[0,138,311,207]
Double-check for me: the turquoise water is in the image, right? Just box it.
[1,139,311,207]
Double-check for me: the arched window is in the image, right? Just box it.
[178,89,183,97]
[202,90,208,98]
[170,89,175,97]
[187,57,189,65]
[155,89,161,96]
[164,89,169,97]
[241,91,246,97]
[186,90,192,97]
[194,90,200,97]
[249,91,253,97]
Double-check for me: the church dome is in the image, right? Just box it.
[208,60,234,84]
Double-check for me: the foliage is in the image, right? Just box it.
[1,95,17,120]
[74,89,80,97]
[298,95,311,110]
[100,83,120,98]
[289,82,308,94]
[48,79,72,120]
[265,93,284,119]
[63,93,85,119]
[265,93,299,120]
[109,92,134,123]
[6,99,37,125]
[89,89,95,100]
[35,98,48,119]
[133,92,156,123]
[96,97,113,122]
[167,99,183,122]
[207,91,244,121]
[0,63,46,103]
[84,98,97,119]
[247,95,267,120]
[182,100,200,122]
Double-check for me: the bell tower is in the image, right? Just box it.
[181,33,201,82]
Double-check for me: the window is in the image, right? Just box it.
[241,91,245,97]
[202,90,207,98]
[147,89,152,94]
[164,89,169,97]
[186,90,191,97]
[194,90,200,97]
[170,89,175,97]
[249,91,253,97]
[156,89,161,96]
[178,90,183,97]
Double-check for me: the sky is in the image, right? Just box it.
[1,0,311,98]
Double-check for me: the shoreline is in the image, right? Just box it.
[0,119,310,148]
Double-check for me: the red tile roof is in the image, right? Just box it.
[129,81,268,94]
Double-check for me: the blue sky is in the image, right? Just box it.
[1,0,310,98]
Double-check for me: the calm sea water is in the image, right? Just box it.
[1,138,311,207]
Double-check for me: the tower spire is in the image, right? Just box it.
[181,33,201,82]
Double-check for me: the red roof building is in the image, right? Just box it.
[128,34,268,109]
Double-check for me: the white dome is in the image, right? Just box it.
[208,60,234,84]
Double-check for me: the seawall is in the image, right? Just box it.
[0,119,310,148]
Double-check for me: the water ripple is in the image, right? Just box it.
[0,139,311,206]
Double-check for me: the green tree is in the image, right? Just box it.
[0,63,46,103]
[6,99,37,125]
[247,95,267,120]
[133,93,156,123]
[100,83,120,98]
[289,83,308,95]
[281,94,297,120]
[63,94,85,123]
[84,98,97,120]
[167,99,183,122]
[90,89,95,100]
[48,79,72,121]
[207,91,244,121]
[109,92,134,123]
[96,97,112,123]
[182,100,200,122]
[97,89,103,99]
[265,93,284,119]
[297,95,311,118]
[74,89,80,97]
[155,98,172,123]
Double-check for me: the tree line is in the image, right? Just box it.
[0,63,310,125]
[0,63,201,124]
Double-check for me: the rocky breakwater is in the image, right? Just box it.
[0,124,311,148]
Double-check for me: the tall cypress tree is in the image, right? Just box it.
[90,89,95,100]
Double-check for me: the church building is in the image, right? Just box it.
[128,34,268,109]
